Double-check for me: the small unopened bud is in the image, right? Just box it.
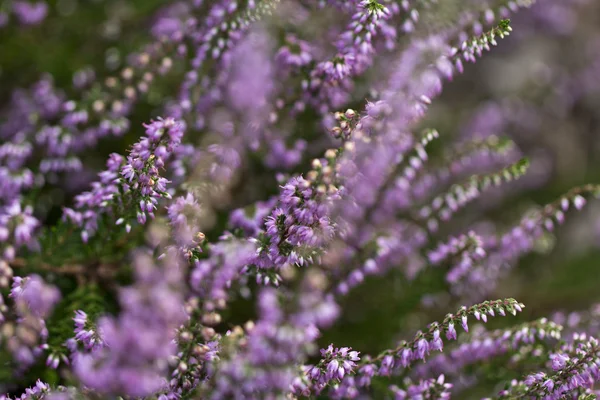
[215,298,226,309]
[16,325,37,346]
[105,77,118,88]
[138,53,150,65]
[179,331,193,342]
[306,171,318,182]
[325,149,337,159]
[121,67,134,80]
[306,269,328,291]
[280,264,296,281]
[312,159,322,169]
[201,312,221,326]
[344,109,356,119]
[201,327,216,341]
[0,260,12,278]
[192,344,209,357]
[231,326,244,337]
[124,86,136,99]
[185,297,199,314]
[0,276,9,288]
[204,301,215,312]
[92,100,105,113]
[137,81,149,93]
[244,321,255,332]
[111,100,124,113]
[161,57,173,70]
[195,232,206,243]
[269,112,277,123]
[1,322,14,338]
[177,362,188,373]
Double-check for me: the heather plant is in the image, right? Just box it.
[1,0,600,399]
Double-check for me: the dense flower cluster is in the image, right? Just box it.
[1,0,600,399]
[62,117,184,241]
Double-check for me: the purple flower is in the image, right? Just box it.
[446,322,457,340]
[542,379,555,392]
[63,118,184,240]
[10,274,60,318]
[73,310,105,351]
[2,2,600,399]
[0,201,40,248]
[327,359,340,380]
[12,1,48,25]
[4,379,50,399]
[573,195,586,210]
[167,192,204,249]
[379,355,394,376]
[461,315,469,332]
[550,353,570,371]
[430,330,444,352]
[73,250,186,397]
[415,338,430,360]
[399,347,412,368]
